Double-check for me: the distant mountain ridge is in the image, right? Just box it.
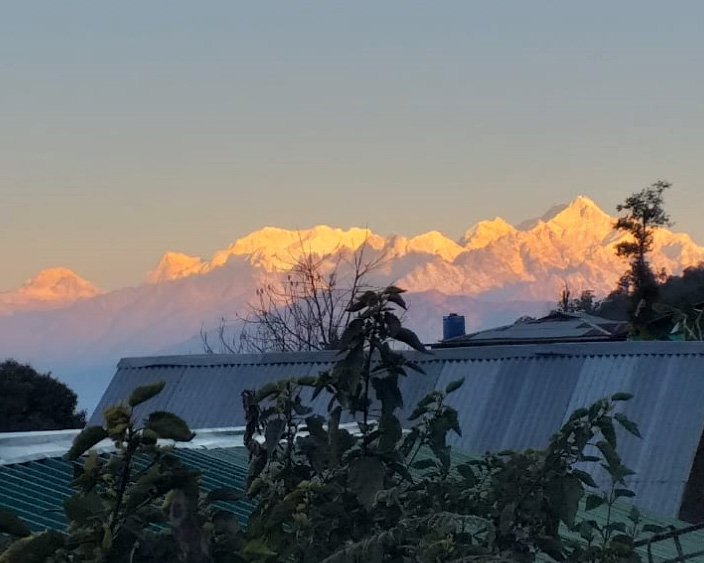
[4,195,704,314]
[1,195,703,409]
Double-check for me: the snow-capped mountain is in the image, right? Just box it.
[1,196,703,409]
[141,195,704,299]
[0,267,101,315]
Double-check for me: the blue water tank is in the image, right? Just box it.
[443,313,466,340]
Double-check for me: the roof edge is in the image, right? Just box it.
[0,426,248,466]
[117,341,704,369]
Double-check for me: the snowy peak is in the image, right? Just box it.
[18,267,100,299]
[229,225,384,256]
[546,196,611,229]
[0,267,101,315]
[147,252,204,283]
[209,226,386,272]
[524,195,615,244]
[461,217,516,250]
[407,231,464,261]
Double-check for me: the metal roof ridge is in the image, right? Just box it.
[115,342,704,371]
[0,426,249,466]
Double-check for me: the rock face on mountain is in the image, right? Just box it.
[1,196,703,409]
[0,267,100,315]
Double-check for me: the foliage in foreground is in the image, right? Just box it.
[1,288,660,562]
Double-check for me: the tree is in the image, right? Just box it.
[613,180,672,324]
[205,235,386,354]
[554,284,600,315]
[0,359,86,432]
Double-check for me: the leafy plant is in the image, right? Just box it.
[239,287,650,562]
[0,381,245,563]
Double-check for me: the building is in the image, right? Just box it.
[434,311,629,348]
[90,341,704,523]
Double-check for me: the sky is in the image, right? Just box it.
[2,1,704,292]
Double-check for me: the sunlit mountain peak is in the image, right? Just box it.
[0,267,100,315]
[147,252,204,283]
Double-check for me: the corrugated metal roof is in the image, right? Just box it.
[0,446,253,532]
[89,342,704,520]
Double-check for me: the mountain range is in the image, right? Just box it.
[2,196,703,410]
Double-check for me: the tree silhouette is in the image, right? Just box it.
[613,180,672,327]
[0,359,86,432]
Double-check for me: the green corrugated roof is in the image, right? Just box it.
[0,447,254,532]
[2,446,703,562]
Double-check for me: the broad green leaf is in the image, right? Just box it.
[628,505,641,524]
[393,327,430,354]
[573,469,597,488]
[145,411,194,441]
[254,382,281,403]
[296,376,318,387]
[408,405,429,421]
[642,524,666,534]
[445,378,464,395]
[378,413,403,453]
[0,509,30,538]
[614,488,635,498]
[456,464,477,486]
[333,342,364,396]
[598,416,617,448]
[585,493,604,511]
[265,418,286,459]
[441,408,462,437]
[0,530,64,563]
[337,318,365,350]
[243,539,277,557]
[140,428,159,445]
[349,457,385,509]
[569,407,589,420]
[578,520,595,541]
[383,312,402,336]
[372,374,403,415]
[534,534,565,562]
[547,474,584,527]
[411,458,436,470]
[383,285,406,294]
[614,413,642,438]
[128,381,166,407]
[604,521,627,533]
[64,491,106,525]
[596,440,620,469]
[64,426,108,461]
[348,290,378,312]
[386,292,407,309]
[611,392,633,402]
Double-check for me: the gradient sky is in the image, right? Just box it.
[2,2,704,292]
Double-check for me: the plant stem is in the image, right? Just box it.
[111,428,137,534]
